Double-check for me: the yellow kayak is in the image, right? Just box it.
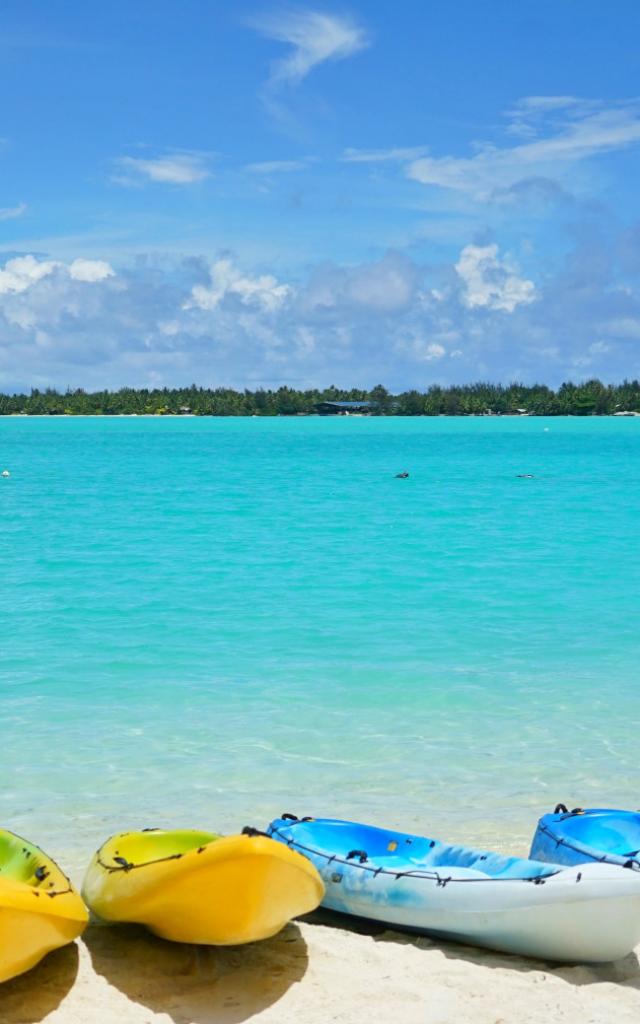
[82,827,324,944]
[0,829,88,983]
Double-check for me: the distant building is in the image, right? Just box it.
[315,400,372,416]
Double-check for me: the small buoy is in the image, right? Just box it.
[395,471,410,479]
[1,470,10,478]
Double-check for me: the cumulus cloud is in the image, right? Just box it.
[0,255,58,294]
[69,258,115,282]
[0,254,117,342]
[406,99,640,199]
[113,153,211,186]
[425,342,446,359]
[303,252,418,313]
[0,255,115,295]
[185,258,292,312]
[395,333,447,362]
[455,244,536,312]
[0,202,27,221]
[1,236,640,392]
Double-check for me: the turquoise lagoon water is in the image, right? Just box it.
[1,416,639,879]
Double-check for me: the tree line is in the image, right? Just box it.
[1,380,640,416]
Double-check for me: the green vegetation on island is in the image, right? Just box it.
[1,379,640,417]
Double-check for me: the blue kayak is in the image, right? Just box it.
[530,805,640,868]
[267,813,640,961]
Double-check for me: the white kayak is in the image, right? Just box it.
[268,815,640,962]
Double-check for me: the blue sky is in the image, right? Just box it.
[1,1,640,390]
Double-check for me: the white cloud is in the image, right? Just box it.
[341,146,428,163]
[504,96,584,138]
[394,326,452,363]
[425,343,446,359]
[407,100,640,198]
[0,255,57,294]
[0,202,27,221]
[69,258,115,282]
[0,253,117,342]
[0,253,114,296]
[250,9,369,91]
[185,258,292,313]
[0,253,114,294]
[303,252,417,313]
[406,340,446,361]
[455,244,536,312]
[244,159,308,174]
[114,153,211,186]
[516,96,581,112]
[345,256,415,311]
[1,237,639,392]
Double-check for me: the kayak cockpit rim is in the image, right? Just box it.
[268,820,564,885]
[0,827,78,899]
[94,829,222,873]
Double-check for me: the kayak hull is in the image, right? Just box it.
[268,816,640,962]
[0,831,87,983]
[0,903,84,983]
[83,829,324,945]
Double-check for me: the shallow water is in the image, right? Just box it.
[1,416,639,879]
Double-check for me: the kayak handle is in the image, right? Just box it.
[553,804,584,817]
[113,856,134,871]
[281,813,299,821]
[346,849,368,864]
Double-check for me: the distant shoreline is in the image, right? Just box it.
[1,412,639,419]
[2,381,639,417]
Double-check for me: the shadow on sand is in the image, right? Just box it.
[305,907,640,989]
[84,920,308,1024]
[0,942,80,1023]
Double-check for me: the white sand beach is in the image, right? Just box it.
[2,913,639,1024]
